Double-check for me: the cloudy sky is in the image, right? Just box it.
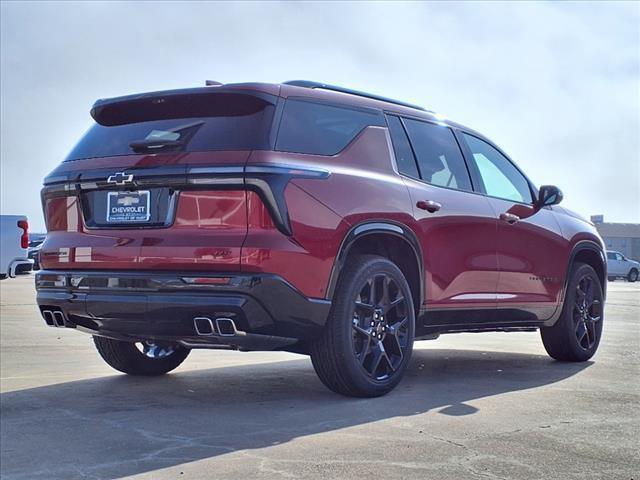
[1,1,638,231]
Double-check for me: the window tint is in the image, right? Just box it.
[386,115,419,178]
[402,119,472,191]
[463,134,533,203]
[607,252,616,260]
[66,93,276,161]
[276,99,385,156]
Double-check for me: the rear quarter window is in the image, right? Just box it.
[275,99,385,156]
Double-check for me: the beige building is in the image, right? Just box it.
[591,216,640,262]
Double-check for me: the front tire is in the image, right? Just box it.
[540,263,603,362]
[628,269,638,283]
[310,255,415,397]
[93,337,190,376]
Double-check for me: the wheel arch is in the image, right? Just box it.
[566,240,607,301]
[326,221,424,314]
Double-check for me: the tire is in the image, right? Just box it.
[628,269,638,283]
[607,276,615,282]
[540,263,603,362]
[93,336,190,376]
[310,254,415,397]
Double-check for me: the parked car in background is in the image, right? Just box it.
[606,251,639,282]
[27,234,46,270]
[36,81,607,397]
[1,215,33,278]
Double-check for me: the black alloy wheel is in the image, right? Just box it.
[572,274,602,351]
[541,262,604,362]
[351,273,411,380]
[310,255,415,397]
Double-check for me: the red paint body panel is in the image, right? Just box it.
[401,178,499,308]
[41,152,252,272]
[40,82,607,327]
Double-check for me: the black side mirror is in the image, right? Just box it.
[536,185,563,209]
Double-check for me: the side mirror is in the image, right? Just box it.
[536,185,563,209]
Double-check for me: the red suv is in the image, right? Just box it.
[36,81,606,397]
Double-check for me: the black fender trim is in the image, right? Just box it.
[545,239,606,326]
[325,220,424,307]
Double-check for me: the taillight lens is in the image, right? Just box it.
[17,220,29,249]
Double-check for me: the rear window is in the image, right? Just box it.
[65,93,276,161]
[275,99,385,156]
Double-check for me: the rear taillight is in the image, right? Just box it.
[17,220,29,249]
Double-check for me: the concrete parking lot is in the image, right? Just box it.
[1,275,638,480]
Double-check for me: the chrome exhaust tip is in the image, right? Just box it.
[52,311,66,328]
[42,310,55,326]
[215,317,237,337]
[193,317,215,336]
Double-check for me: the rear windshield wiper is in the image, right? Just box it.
[129,138,184,153]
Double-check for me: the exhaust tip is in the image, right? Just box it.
[193,317,215,336]
[52,311,66,328]
[215,318,237,336]
[42,310,55,326]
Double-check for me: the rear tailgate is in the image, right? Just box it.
[40,88,278,271]
[41,152,251,271]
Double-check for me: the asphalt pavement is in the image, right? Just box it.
[1,274,638,479]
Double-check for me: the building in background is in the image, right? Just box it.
[591,215,640,261]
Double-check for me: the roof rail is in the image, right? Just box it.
[283,80,428,112]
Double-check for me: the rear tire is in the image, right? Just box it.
[93,337,189,376]
[628,269,638,283]
[540,263,603,362]
[310,255,415,397]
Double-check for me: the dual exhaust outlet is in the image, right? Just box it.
[41,309,239,337]
[193,317,240,337]
[41,309,67,328]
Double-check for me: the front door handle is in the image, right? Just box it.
[500,212,520,224]
[416,200,441,213]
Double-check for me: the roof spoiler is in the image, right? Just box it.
[90,87,277,126]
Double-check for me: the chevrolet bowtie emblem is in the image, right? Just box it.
[116,196,141,207]
[107,172,134,185]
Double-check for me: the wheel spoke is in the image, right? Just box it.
[388,316,408,336]
[367,345,384,376]
[352,323,371,338]
[384,330,404,358]
[381,276,390,305]
[357,336,372,365]
[584,277,594,304]
[355,301,374,312]
[575,321,587,344]
[384,295,405,314]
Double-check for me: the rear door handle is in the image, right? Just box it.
[416,200,441,213]
[499,212,520,224]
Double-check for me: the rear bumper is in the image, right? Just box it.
[35,270,331,351]
[8,258,33,277]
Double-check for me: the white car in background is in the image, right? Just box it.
[0,215,34,279]
[606,250,639,282]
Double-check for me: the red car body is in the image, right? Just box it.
[36,81,606,386]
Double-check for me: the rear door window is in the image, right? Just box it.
[66,93,276,161]
[275,99,385,155]
[402,118,473,191]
